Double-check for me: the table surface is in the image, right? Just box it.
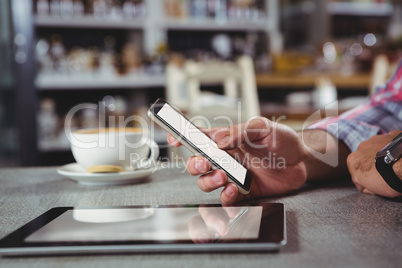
[0,166,401,268]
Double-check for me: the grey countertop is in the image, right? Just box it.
[0,165,401,268]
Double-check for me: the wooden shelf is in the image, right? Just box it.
[260,102,350,130]
[327,2,393,16]
[162,17,267,31]
[256,72,371,90]
[36,71,371,91]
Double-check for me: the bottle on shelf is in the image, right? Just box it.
[190,0,207,19]
[36,38,53,74]
[50,0,61,16]
[73,0,85,17]
[93,0,107,18]
[37,0,50,16]
[214,0,228,22]
[123,0,135,18]
[60,0,74,18]
[164,0,265,21]
[49,34,67,74]
[37,98,60,151]
[109,0,123,20]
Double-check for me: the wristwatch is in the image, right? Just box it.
[375,132,402,193]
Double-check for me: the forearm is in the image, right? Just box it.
[298,130,351,182]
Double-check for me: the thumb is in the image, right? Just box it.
[215,117,273,150]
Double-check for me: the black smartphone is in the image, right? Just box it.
[148,98,252,194]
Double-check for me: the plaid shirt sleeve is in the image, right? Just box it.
[308,59,402,152]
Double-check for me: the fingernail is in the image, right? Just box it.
[217,136,230,147]
[212,173,222,184]
[225,207,238,218]
[195,160,207,172]
[225,186,235,197]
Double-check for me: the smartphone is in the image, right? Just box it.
[148,98,252,194]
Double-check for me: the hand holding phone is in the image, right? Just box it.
[148,98,252,194]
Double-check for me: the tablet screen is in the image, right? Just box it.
[0,203,285,255]
[25,206,261,243]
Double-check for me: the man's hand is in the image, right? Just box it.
[167,117,308,204]
[347,130,402,198]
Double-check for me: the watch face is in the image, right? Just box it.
[387,133,402,161]
[376,148,388,158]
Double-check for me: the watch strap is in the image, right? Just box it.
[375,156,402,193]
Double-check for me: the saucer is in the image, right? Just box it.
[57,163,157,186]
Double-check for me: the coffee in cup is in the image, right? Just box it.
[70,127,159,172]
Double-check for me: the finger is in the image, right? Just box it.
[215,125,243,149]
[186,156,211,175]
[198,206,231,223]
[223,206,241,219]
[197,169,227,192]
[215,117,273,150]
[220,183,240,205]
[188,216,214,244]
[362,188,374,195]
[198,127,234,149]
[167,133,181,147]
[243,117,275,143]
[352,179,365,193]
[198,207,230,236]
[166,125,221,146]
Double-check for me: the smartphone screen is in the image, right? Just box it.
[148,99,252,194]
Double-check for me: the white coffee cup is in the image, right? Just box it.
[70,127,159,172]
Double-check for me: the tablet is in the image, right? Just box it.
[0,203,286,256]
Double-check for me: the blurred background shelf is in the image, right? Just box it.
[26,0,279,165]
[36,71,371,91]
[34,15,145,29]
[256,72,371,90]
[1,0,401,166]
[35,73,166,90]
[327,2,393,16]
[162,17,268,31]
